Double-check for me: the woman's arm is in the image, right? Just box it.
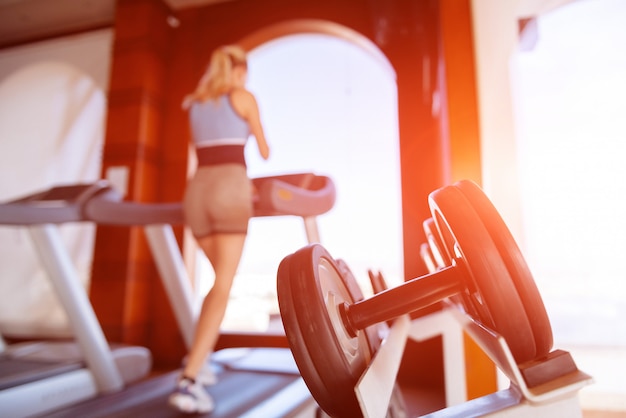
[231,88,270,160]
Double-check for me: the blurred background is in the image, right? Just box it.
[0,0,624,413]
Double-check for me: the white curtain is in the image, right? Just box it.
[0,30,112,337]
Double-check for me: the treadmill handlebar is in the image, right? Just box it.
[0,173,335,226]
[0,181,184,226]
[0,181,110,225]
[253,173,336,218]
[84,189,184,226]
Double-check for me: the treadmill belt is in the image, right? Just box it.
[46,369,302,417]
[0,357,82,390]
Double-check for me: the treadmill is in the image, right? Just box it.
[0,182,151,418]
[1,173,336,417]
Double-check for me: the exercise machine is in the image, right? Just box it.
[0,173,335,416]
[277,180,593,417]
[0,182,152,417]
[107,172,335,349]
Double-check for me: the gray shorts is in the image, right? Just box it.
[183,164,253,238]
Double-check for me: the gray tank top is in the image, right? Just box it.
[189,95,250,149]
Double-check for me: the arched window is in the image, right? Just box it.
[195,34,402,331]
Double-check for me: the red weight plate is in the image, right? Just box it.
[454,180,553,359]
[336,258,383,353]
[423,217,450,270]
[423,217,470,311]
[277,244,374,418]
[429,186,537,363]
[420,242,438,274]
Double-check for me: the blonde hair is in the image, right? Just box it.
[182,45,248,109]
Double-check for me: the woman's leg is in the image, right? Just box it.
[182,232,247,379]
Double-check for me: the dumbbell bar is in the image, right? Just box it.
[277,180,553,418]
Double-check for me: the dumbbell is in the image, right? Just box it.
[421,181,552,357]
[277,180,553,418]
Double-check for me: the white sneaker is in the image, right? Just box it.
[168,377,214,414]
[197,362,218,386]
[181,355,218,386]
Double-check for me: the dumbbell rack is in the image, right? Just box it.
[355,304,593,418]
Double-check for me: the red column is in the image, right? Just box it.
[90,0,187,368]
[439,0,497,398]
[374,0,448,281]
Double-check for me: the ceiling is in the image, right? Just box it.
[0,0,580,50]
[0,0,229,49]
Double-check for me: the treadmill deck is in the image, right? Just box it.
[45,347,317,418]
